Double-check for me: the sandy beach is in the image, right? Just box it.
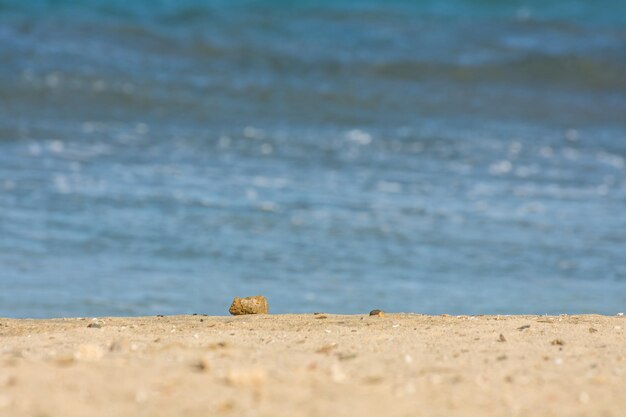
[0,314,624,417]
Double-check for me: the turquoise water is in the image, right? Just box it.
[1,1,625,317]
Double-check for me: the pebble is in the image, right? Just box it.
[229,296,269,315]
[369,309,385,317]
[551,339,565,346]
[498,334,507,342]
[88,318,103,328]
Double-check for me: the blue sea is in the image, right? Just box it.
[1,0,625,317]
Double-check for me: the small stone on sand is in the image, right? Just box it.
[498,334,507,342]
[229,296,269,315]
[369,309,385,317]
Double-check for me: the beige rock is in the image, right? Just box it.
[229,296,269,315]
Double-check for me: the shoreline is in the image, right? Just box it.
[1,314,625,416]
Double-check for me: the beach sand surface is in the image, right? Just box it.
[0,314,624,416]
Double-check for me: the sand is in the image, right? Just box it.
[0,314,624,417]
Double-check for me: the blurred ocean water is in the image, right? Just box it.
[0,0,625,317]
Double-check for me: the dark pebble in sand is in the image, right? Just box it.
[551,339,565,346]
[369,309,385,317]
[87,323,101,329]
[498,334,507,342]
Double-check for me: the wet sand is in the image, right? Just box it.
[0,314,624,417]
